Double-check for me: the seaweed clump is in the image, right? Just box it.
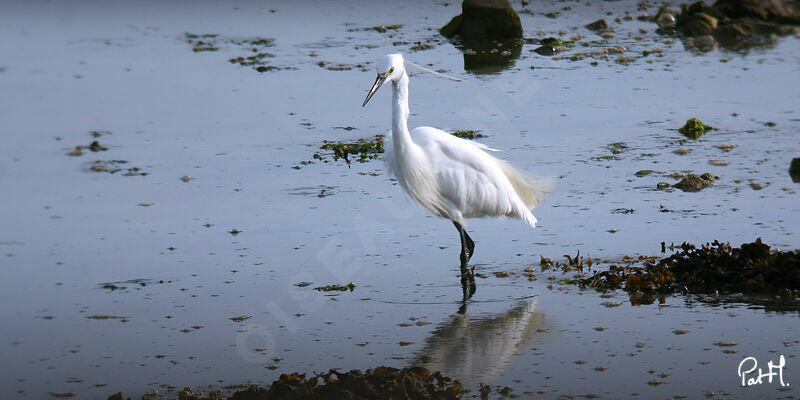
[579,238,800,301]
[122,367,462,400]
[314,282,355,292]
[317,135,384,166]
[450,130,486,139]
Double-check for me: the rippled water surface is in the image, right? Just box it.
[1,1,799,398]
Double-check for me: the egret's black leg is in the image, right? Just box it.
[460,271,476,302]
[453,221,475,274]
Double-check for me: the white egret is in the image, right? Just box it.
[363,54,551,283]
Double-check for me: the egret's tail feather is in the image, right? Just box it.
[497,160,554,210]
[520,208,539,228]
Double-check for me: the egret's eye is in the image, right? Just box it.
[388,67,394,74]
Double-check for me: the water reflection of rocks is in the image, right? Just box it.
[411,298,549,383]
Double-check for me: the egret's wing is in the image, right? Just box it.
[411,127,517,220]
[472,142,500,152]
[411,126,548,226]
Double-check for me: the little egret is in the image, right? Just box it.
[362,54,551,291]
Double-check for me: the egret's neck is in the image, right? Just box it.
[391,72,411,150]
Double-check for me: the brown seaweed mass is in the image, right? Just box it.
[581,238,800,297]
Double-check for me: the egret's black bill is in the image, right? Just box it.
[362,73,387,107]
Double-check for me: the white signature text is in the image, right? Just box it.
[738,355,789,387]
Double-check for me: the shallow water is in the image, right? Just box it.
[1,0,799,398]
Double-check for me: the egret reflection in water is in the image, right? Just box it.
[411,298,548,383]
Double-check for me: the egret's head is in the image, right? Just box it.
[362,54,405,107]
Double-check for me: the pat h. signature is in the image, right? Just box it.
[738,355,789,387]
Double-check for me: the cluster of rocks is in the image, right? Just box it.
[654,0,800,51]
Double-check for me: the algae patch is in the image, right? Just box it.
[679,118,714,139]
[450,130,486,140]
[85,160,147,176]
[185,33,292,73]
[314,282,355,292]
[316,135,385,166]
[67,140,108,156]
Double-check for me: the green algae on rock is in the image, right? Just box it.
[679,117,713,139]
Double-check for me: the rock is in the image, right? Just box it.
[656,6,680,29]
[440,0,523,40]
[658,12,677,29]
[694,12,719,29]
[716,23,749,48]
[636,169,655,177]
[790,158,800,182]
[534,45,558,55]
[687,19,715,35]
[679,118,714,139]
[657,182,671,190]
[534,37,568,54]
[585,19,612,33]
[673,173,715,192]
[692,34,717,52]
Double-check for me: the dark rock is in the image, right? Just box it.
[533,45,558,55]
[439,14,463,37]
[691,34,718,52]
[673,173,715,192]
[657,182,671,190]
[656,6,679,29]
[790,157,800,182]
[716,22,749,47]
[585,18,612,33]
[440,0,523,40]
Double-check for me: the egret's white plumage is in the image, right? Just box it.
[363,54,551,284]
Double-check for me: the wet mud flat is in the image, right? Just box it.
[1,0,799,399]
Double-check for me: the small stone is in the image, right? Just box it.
[586,19,612,33]
[673,173,714,192]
